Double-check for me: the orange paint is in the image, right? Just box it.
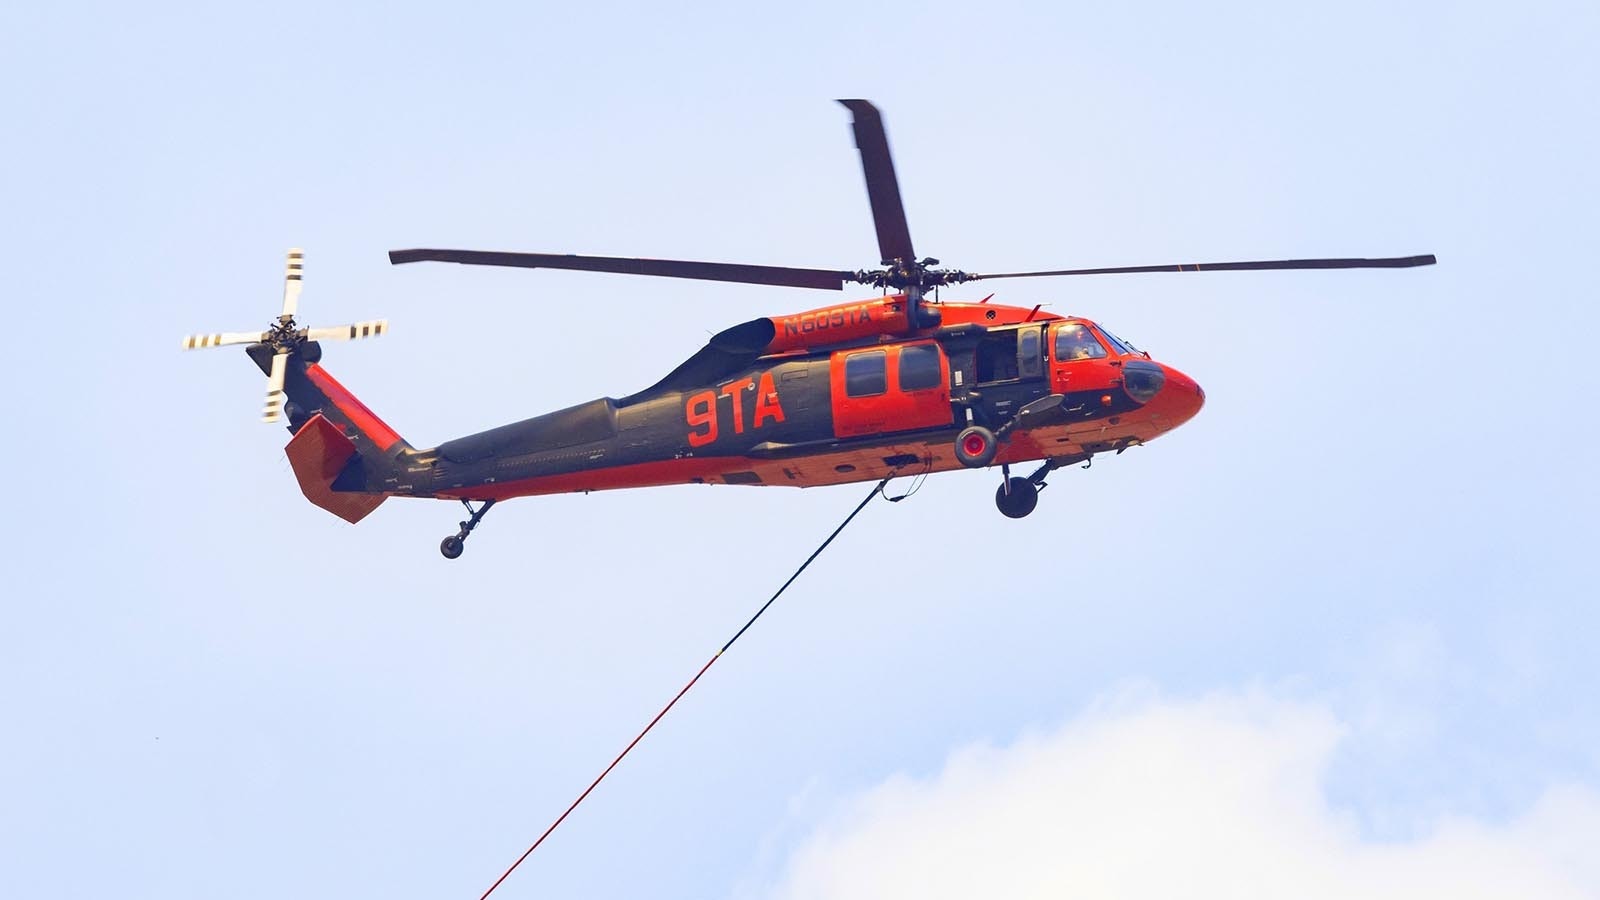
[753,371,785,427]
[686,390,718,446]
[830,340,950,439]
[304,364,404,452]
[763,295,915,353]
[719,377,755,434]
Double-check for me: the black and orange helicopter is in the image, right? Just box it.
[185,100,1434,559]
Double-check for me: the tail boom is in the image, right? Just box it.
[301,364,405,453]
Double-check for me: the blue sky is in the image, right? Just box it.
[3,1,1597,897]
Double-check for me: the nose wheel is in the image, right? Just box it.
[993,458,1074,519]
[440,498,495,559]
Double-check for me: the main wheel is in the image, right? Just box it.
[955,425,998,468]
[440,535,465,559]
[995,477,1039,518]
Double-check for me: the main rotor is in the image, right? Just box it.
[389,99,1435,324]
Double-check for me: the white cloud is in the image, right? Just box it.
[768,689,1600,899]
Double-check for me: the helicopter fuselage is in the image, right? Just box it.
[282,299,1204,507]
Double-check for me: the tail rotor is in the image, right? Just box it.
[262,349,289,423]
[182,248,388,424]
[304,320,389,342]
[280,248,303,321]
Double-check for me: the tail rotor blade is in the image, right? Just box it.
[304,319,388,342]
[182,330,269,350]
[280,248,304,320]
[262,351,288,423]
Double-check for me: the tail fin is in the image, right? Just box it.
[286,413,388,523]
[258,348,413,523]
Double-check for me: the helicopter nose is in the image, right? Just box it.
[1156,363,1205,426]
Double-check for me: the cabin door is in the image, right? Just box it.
[830,341,952,439]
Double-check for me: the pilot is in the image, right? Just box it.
[1059,324,1103,360]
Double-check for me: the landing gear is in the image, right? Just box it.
[992,459,1068,519]
[956,395,1063,470]
[995,477,1039,518]
[955,425,998,468]
[440,498,496,559]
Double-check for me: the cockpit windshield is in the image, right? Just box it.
[1096,325,1145,357]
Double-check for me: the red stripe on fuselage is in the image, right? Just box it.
[304,364,403,452]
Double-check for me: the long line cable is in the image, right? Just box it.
[477,475,892,900]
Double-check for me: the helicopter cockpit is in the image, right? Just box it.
[1053,321,1164,402]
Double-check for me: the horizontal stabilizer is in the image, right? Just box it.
[285,413,387,524]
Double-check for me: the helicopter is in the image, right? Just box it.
[184,100,1434,559]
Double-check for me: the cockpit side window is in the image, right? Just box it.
[1054,323,1107,361]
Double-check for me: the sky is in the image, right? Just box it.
[3,1,1598,897]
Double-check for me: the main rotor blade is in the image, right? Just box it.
[182,331,269,350]
[305,319,388,342]
[967,254,1438,281]
[262,351,288,424]
[281,248,304,319]
[388,249,850,291]
[837,99,915,266]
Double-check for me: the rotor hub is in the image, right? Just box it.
[851,259,975,292]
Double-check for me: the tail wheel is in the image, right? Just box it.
[440,535,465,559]
[995,477,1039,518]
[955,425,998,468]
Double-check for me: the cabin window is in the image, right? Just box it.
[1054,323,1107,361]
[1018,328,1042,378]
[845,350,888,397]
[898,344,942,391]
